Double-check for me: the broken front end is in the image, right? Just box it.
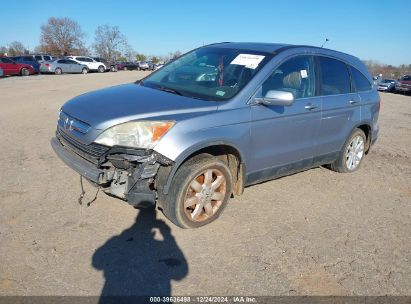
[51,128,173,208]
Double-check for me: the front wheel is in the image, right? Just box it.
[329,129,366,173]
[81,68,88,74]
[160,155,233,228]
[54,68,62,75]
[98,65,105,73]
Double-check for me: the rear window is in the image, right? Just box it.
[402,75,411,81]
[318,56,351,95]
[350,67,372,92]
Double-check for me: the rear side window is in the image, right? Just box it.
[350,67,372,92]
[23,56,33,61]
[57,59,66,64]
[318,57,351,95]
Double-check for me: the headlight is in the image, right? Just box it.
[94,120,175,149]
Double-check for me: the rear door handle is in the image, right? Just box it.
[305,103,318,110]
[349,100,359,104]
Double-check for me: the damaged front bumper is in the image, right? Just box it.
[51,136,173,208]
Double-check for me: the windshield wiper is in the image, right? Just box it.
[158,86,184,96]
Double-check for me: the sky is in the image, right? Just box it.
[1,0,410,65]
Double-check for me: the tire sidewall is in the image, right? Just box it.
[82,68,88,74]
[21,68,29,76]
[341,129,366,173]
[170,157,233,228]
[55,68,62,75]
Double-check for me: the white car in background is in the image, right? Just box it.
[66,56,107,73]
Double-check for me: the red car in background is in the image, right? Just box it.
[0,57,36,76]
[395,75,411,94]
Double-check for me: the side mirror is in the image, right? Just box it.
[255,90,294,106]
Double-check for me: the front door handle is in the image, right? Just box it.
[349,100,359,105]
[305,103,318,110]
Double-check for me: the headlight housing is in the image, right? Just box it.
[95,120,175,149]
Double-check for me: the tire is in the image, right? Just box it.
[54,68,62,75]
[81,68,88,74]
[110,66,116,72]
[124,67,128,71]
[137,67,140,71]
[329,128,366,173]
[98,65,105,73]
[21,68,30,76]
[159,154,233,229]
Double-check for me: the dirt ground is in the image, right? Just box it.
[0,72,410,296]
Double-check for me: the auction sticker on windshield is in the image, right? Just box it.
[230,54,265,69]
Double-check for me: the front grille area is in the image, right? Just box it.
[56,129,109,165]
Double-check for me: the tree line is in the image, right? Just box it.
[0,17,182,64]
[1,17,410,75]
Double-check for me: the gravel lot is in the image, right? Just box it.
[0,72,410,296]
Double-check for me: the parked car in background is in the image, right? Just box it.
[67,56,106,73]
[40,59,88,75]
[146,61,156,70]
[137,61,150,71]
[32,54,53,62]
[154,63,164,70]
[395,75,411,94]
[0,57,36,76]
[0,67,3,77]
[92,57,117,72]
[51,42,380,228]
[11,56,40,73]
[377,79,397,92]
[115,61,139,71]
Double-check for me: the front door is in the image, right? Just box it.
[248,55,321,184]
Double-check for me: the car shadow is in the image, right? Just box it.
[92,207,188,302]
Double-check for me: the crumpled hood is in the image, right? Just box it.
[62,83,217,130]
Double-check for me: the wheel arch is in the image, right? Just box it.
[158,141,246,196]
[354,123,372,154]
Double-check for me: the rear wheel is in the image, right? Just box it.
[160,154,233,228]
[21,68,30,76]
[54,68,62,75]
[98,65,105,73]
[81,67,88,74]
[329,129,366,173]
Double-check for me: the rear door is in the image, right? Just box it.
[249,55,321,183]
[315,56,361,160]
[57,59,69,72]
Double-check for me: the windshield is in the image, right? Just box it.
[141,47,272,101]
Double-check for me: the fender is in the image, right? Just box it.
[160,140,246,194]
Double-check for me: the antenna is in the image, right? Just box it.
[321,38,329,48]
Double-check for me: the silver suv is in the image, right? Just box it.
[51,42,380,228]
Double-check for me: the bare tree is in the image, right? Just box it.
[93,25,128,62]
[40,17,86,55]
[7,41,28,56]
[135,53,147,62]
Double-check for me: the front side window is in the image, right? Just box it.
[142,47,272,101]
[318,57,351,95]
[260,55,315,99]
[35,55,42,61]
[350,66,372,92]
